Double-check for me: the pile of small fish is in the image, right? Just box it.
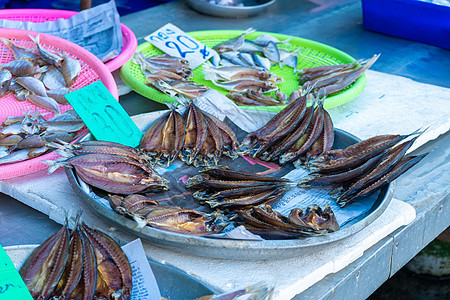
[186,166,292,209]
[302,132,427,207]
[140,101,239,167]
[0,109,83,165]
[44,140,169,194]
[0,34,81,113]
[298,54,379,98]
[132,51,209,99]
[227,89,288,106]
[203,63,282,94]
[186,166,339,239]
[240,90,335,165]
[212,28,298,72]
[110,194,229,236]
[19,221,132,300]
[235,203,339,239]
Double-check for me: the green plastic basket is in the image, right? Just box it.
[120,30,366,113]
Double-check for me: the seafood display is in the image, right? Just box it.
[0,34,81,112]
[44,140,169,194]
[240,90,334,164]
[186,166,339,239]
[109,194,229,236]
[132,51,209,99]
[19,222,132,300]
[0,109,83,165]
[302,132,427,207]
[235,203,339,239]
[187,166,291,209]
[227,89,288,106]
[299,54,379,98]
[140,101,239,167]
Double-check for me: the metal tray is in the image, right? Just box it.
[65,111,393,260]
[5,245,216,300]
[187,0,277,18]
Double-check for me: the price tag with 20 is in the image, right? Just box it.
[145,23,215,69]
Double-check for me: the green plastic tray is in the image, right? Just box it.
[120,30,366,112]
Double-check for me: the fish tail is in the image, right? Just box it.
[27,33,38,45]
[0,37,12,48]
[243,28,256,36]
[41,157,71,174]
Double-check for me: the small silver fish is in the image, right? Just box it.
[262,41,280,63]
[0,134,23,147]
[220,52,249,67]
[0,37,39,61]
[1,59,40,77]
[0,69,12,85]
[42,66,66,90]
[16,76,47,97]
[0,146,48,165]
[0,123,24,137]
[28,34,63,67]
[238,53,255,67]
[280,55,299,73]
[210,52,221,67]
[46,87,73,105]
[214,28,256,53]
[240,40,263,53]
[253,34,292,47]
[41,120,85,133]
[60,51,81,87]
[10,134,46,151]
[43,132,76,143]
[252,54,272,71]
[27,94,61,115]
[21,112,40,135]
[47,109,79,122]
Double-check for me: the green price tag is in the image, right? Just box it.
[65,81,143,148]
[0,246,33,299]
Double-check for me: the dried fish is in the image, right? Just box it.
[1,59,41,77]
[0,37,39,61]
[41,65,66,90]
[27,94,61,115]
[61,51,81,87]
[28,33,64,67]
[16,76,47,96]
[289,204,339,232]
[214,28,255,53]
[82,224,132,300]
[19,224,69,299]
[181,102,208,164]
[0,146,48,165]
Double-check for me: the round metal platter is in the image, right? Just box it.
[65,110,394,260]
[186,0,277,18]
[5,245,216,300]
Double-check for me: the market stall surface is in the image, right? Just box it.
[0,0,449,299]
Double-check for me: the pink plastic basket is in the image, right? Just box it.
[0,8,138,72]
[0,28,118,180]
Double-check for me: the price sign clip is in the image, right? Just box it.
[144,23,215,69]
[65,81,142,148]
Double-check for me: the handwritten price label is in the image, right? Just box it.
[144,23,215,69]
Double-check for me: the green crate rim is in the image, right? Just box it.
[120,30,366,113]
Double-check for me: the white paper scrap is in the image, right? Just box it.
[145,23,215,69]
[121,239,161,300]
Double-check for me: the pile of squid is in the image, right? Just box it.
[186,166,339,239]
[140,101,239,168]
[44,140,168,195]
[0,34,81,114]
[299,54,379,98]
[0,109,83,165]
[109,194,229,236]
[240,90,335,165]
[132,51,209,99]
[227,89,288,106]
[19,222,132,300]
[301,132,427,207]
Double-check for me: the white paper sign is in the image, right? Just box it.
[121,239,161,300]
[144,23,215,69]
